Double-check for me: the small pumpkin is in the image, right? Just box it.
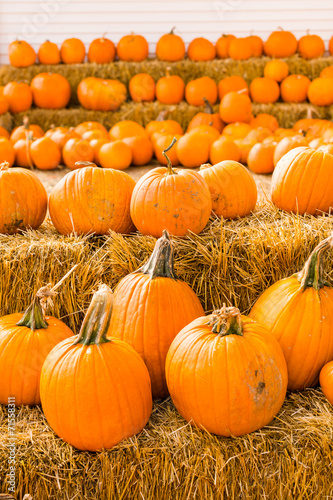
[109,120,148,140]
[130,139,212,237]
[250,235,333,391]
[187,98,223,133]
[264,60,289,82]
[99,140,132,169]
[0,161,47,234]
[187,37,216,61]
[218,75,249,100]
[250,77,280,104]
[0,126,10,139]
[3,81,32,113]
[166,305,288,436]
[60,37,85,64]
[10,118,44,144]
[308,78,333,106]
[62,138,94,170]
[264,28,298,57]
[156,28,185,61]
[0,138,15,166]
[156,69,185,105]
[176,131,211,167]
[117,34,149,62]
[250,113,279,132]
[38,40,60,64]
[75,121,108,136]
[8,40,36,67]
[228,37,253,60]
[89,138,109,164]
[273,134,308,167]
[215,34,236,58]
[209,136,240,164]
[321,66,333,79]
[185,77,217,107]
[247,35,264,57]
[78,77,127,111]
[146,114,184,137]
[219,91,252,124]
[280,74,311,103]
[271,147,333,215]
[122,136,153,166]
[222,122,252,140]
[13,131,34,168]
[129,73,155,102]
[30,137,61,170]
[153,133,182,166]
[88,34,115,63]
[31,73,71,109]
[109,231,204,399]
[49,162,135,235]
[247,142,275,174]
[199,160,257,218]
[298,33,325,59]
[40,285,152,451]
[320,361,333,405]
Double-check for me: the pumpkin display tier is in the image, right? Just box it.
[165,305,288,437]
[0,285,74,406]
[250,234,333,391]
[108,230,204,399]
[40,284,152,452]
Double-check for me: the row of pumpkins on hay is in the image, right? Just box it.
[7,29,333,68]
[2,110,333,174]
[0,129,333,237]
[2,63,333,116]
[1,227,333,451]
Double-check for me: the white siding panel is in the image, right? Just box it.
[0,0,333,63]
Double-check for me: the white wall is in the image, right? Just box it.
[1,0,333,64]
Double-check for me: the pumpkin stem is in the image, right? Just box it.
[203,97,213,114]
[74,284,113,346]
[0,161,10,172]
[136,230,177,280]
[207,304,243,336]
[23,115,30,130]
[169,27,176,35]
[16,296,48,331]
[298,233,333,291]
[162,137,178,176]
[75,161,99,168]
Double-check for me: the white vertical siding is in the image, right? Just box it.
[0,0,333,64]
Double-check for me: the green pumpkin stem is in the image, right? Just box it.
[136,230,178,280]
[74,284,113,346]
[203,97,213,114]
[298,233,333,291]
[162,137,178,176]
[16,296,48,331]
[208,305,243,336]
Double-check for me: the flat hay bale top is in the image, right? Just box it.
[0,390,332,499]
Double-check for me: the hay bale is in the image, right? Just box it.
[0,112,13,132]
[0,389,332,498]
[11,101,329,132]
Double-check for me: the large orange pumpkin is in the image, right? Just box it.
[130,139,212,237]
[40,285,152,451]
[166,306,288,436]
[185,77,217,106]
[271,147,333,215]
[0,161,47,234]
[264,29,298,57]
[49,163,135,235]
[156,28,185,61]
[108,231,204,399]
[8,40,36,67]
[88,35,115,63]
[3,82,32,113]
[250,235,333,391]
[117,34,149,62]
[30,73,71,109]
[60,38,85,64]
[187,37,216,61]
[78,77,127,111]
[199,160,257,218]
[320,361,333,405]
[38,40,60,64]
[129,73,155,102]
[0,287,73,406]
[219,91,252,123]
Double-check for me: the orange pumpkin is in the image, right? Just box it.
[320,66,333,79]
[31,73,71,109]
[10,120,44,144]
[49,163,136,235]
[222,122,252,140]
[109,120,148,140]
[188,124,220,146]
[156,70,185,104]
[60,38,85,64]
[250,77,280,104]
[122,136,153,166]
[99,141,132,169]
[298,34,325,59]
[187,98,224,133]
[320,361,333,405]
[89,138,109,164]
[273,134,308,166]
[245,126,272,143]
[8,40,36,67]
[129,73,155,102]
[0,161,47,233]
[247,35,264,57]
[0,127,10,139]
[51,128,81,154]
[75,121,108,136]
[247,142,275,174]
[250,235,333,391]
[250,113,279,132]
[185,76,217,106]
[264,60,289,82]
[117,34,149,62]
[0,138,15,166]
[329,36,333,55]
[30,137,61,170]
[40,285,152,452]
[215,34,236,58]
[3,81,33,113]
[280,74,311,103]
[88,35,115,63]
[218,75,249,100]
[187,37,216,61]
[13,134,34,168]
[130,139,212,237]
[78,77,127,111]
[156,28,185,61]
[145,116,183,137]
[199,160,257,218]
[153,133,182,166]
[209,136,240,164]
[308,78,333,106]
[38,40,60,64]
[81,129,109,142]
[271,147,333,215]
[166,306,288,436]
[109,231,204,399]
[264,29,298,57]
[228,37,253,60]
[62,138,94,170]
[176,131,211,167]
[219,91,252,124]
